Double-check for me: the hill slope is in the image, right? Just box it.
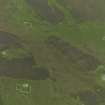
[0,0,105,105]
[58,0,105,22]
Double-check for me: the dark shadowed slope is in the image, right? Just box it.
[0,31,22,49]
[27,0,64,23]
[0,31,50,80]
[59,0,105,22]
[46,36,102,72]
[72,87,105,105]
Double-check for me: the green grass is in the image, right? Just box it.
[0,0,105,105]
[0,48,30,60]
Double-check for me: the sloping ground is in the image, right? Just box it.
[37,36,104,100]
[0,31,50,80]
[58,0,105,22]
[72,87,105,105]
[0,31,22,49]
[46,36,102,72]
[0,0,105,105]
[0,57,50,80]
[27,0,64,23]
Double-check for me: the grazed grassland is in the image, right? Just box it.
[0,0,105,105]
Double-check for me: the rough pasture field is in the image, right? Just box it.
[0,31,22,49]
[46,36,101,72]
[0,0,105,105]
[27,0,64,23]
[58,0,105,22]
[72,87,105,105]
[0,31,50,80]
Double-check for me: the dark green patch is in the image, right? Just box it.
[73,88,105,105]
[0,95,4,105]
[78,91,99,105]
[31,66,50,80]
[45,36,101,72]
[0,49,50,80]
[0,31,50,80]
[0,31,22,49]
[27,0,64,23]
[58,0,105,22]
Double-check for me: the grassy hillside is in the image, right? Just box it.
[58,0,105,22]
[0,0,105,105]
